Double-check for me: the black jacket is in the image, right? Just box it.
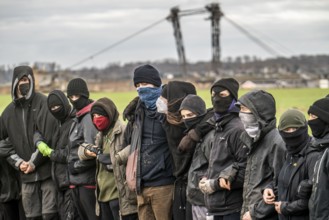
[68,102,98,186]
[205,114,248,215]
[125,101,175,194]
[269,139,320,220]
[0,69,59,183]
[0,138,20,203]
[239,90,286,220]
[47,90,75,190]
[309,134,329,220]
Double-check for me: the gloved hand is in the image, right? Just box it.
[198,178,217,194]
[33,131,45,146]
[178,129,200,153]
[297,179,313,199]
[37,141,53,157]
[123,96,139,122]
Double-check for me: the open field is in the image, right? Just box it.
[0,88,328,121]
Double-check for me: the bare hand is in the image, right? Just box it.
[19,161,29,172]
[263,188,275,204]
[274,201,282,214]
[85,149,97,158]
[219,178,231,190]
[242,211,251,220]
[24,163,35,174]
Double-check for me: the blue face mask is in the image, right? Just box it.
[137,87,162,110]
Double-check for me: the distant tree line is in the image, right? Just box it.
[0,55,328,83]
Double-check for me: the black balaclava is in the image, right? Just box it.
[211,78,239,114]
[67,78,90,111]
[47,90,71,123]
[278,109,309,154]
[308,97,329,139]
[179,94,207,130]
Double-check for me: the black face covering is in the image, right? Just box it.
[212,95,233,114]
[279,126,309,154]
[19,83,30,96]
[308,118,329,139]
[183,116,203,131]
[50,106,67,122]
[70,96,90,111]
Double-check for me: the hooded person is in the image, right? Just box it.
[78,98,138,220]
[179,95,215,220]
[158,80,200,220]
[0,66,59,219]
[237,89,286,220]
[307,97,329,220]
[66,78,99,220]
[263,109,320,220]
[198,78,247,220]
[122,64,175,220]
[33,90,77,220]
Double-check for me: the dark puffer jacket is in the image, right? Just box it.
[239,90,286,220]
[0,66,59,183]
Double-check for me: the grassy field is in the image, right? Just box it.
[0,88,328,121]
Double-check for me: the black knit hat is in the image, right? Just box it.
[179,94,206,116]
[308,97,329,124]
[67,78,89,98]
[211,78,239,100]
[133,64,162,87]
[278,109,307,131]
[91,105,108,117]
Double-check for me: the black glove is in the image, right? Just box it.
[178,129,200,153]
[33,131,45,147]
[123,96,139,122]
[297,179,313,199]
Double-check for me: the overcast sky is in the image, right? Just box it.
[0,0,328,69]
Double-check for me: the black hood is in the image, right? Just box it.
[238,89,276,130]
[47,90,72,122]
[11,66,35,102]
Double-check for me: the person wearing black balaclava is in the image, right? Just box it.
[263,109,320,220]
[123,64,175,220]
[237,90,286,220]
[198,78,247,220]
[179,94,214,220]
[66,78,99,220]
[33,90,77,220]
[307,97,329,220]
[0,66,59,220]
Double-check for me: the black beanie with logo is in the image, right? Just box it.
[133,64,162,87]
[308,97,329,124]
[67,78,89,98]
[211,78,239,100]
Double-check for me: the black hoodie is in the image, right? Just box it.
[0,66,59,183]
[47,90,75,190]
[238,90,286,220]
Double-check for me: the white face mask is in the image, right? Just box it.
[239,112,260,139]
[156,96,168,114]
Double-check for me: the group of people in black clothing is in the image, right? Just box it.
[0,64,329,220]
